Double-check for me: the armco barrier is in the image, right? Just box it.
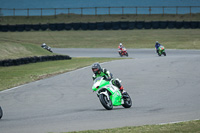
[0,55,72,67]
[0,21,200,32]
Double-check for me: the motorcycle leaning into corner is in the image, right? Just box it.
[118,47,128,57]
[41,43,53,53]
[92,76,132,110]
[157,45,166,56]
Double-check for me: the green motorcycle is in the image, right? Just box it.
[92,76,132,110]
[158,45,166,56]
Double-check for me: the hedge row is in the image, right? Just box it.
[0,55,72,67]
[0,21,200,31]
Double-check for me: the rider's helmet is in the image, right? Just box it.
[92,63,102,74]
[119,43,123,48]
[156,41,159,44]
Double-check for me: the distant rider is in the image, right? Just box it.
[118,43,124,54]
[91,63,126,94]
[155,41,161,54]
[41,43,46,47]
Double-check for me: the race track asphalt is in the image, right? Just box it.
[0,48,200,133]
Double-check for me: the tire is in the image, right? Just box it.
[122,93,132,108]
[119,52,122,57]
[99,94,113,110]
[0,106,3,119]
[126,53,128,57]
[163,52,166,56]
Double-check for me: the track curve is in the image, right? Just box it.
[0,48,200,133]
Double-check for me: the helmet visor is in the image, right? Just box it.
[92,68,99,73]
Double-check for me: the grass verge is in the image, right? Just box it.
[1,29,200,53]
[0,42,55,60]
[67,120,200,133]
[0,57,123,91]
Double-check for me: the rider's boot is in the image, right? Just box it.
[119,86,125,94]
[113,79,126,95]
[119,86,129,98]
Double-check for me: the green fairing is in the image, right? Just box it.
[109,90,122,106]
[92,77,122,106]
[158,46,165,54]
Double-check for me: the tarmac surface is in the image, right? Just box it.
[0,48,200,133]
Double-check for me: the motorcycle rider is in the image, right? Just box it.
[118,43,124,54]
[155,41,161,54]
[41,43,47,48]
[91,63,126,95]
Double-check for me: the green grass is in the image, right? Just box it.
[0,14,200,25]
[0,57,123,91]
[0,29,200,56]
[0,43,55,60]
[67,120,200,133]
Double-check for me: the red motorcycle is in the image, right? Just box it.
[118,47,128,57]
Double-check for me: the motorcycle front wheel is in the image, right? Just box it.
[99,94,113,110]
[119,52,122,57]
[0,106,3,119]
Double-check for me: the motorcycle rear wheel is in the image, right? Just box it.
[99,94,113,110]
[122,93,132,108]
